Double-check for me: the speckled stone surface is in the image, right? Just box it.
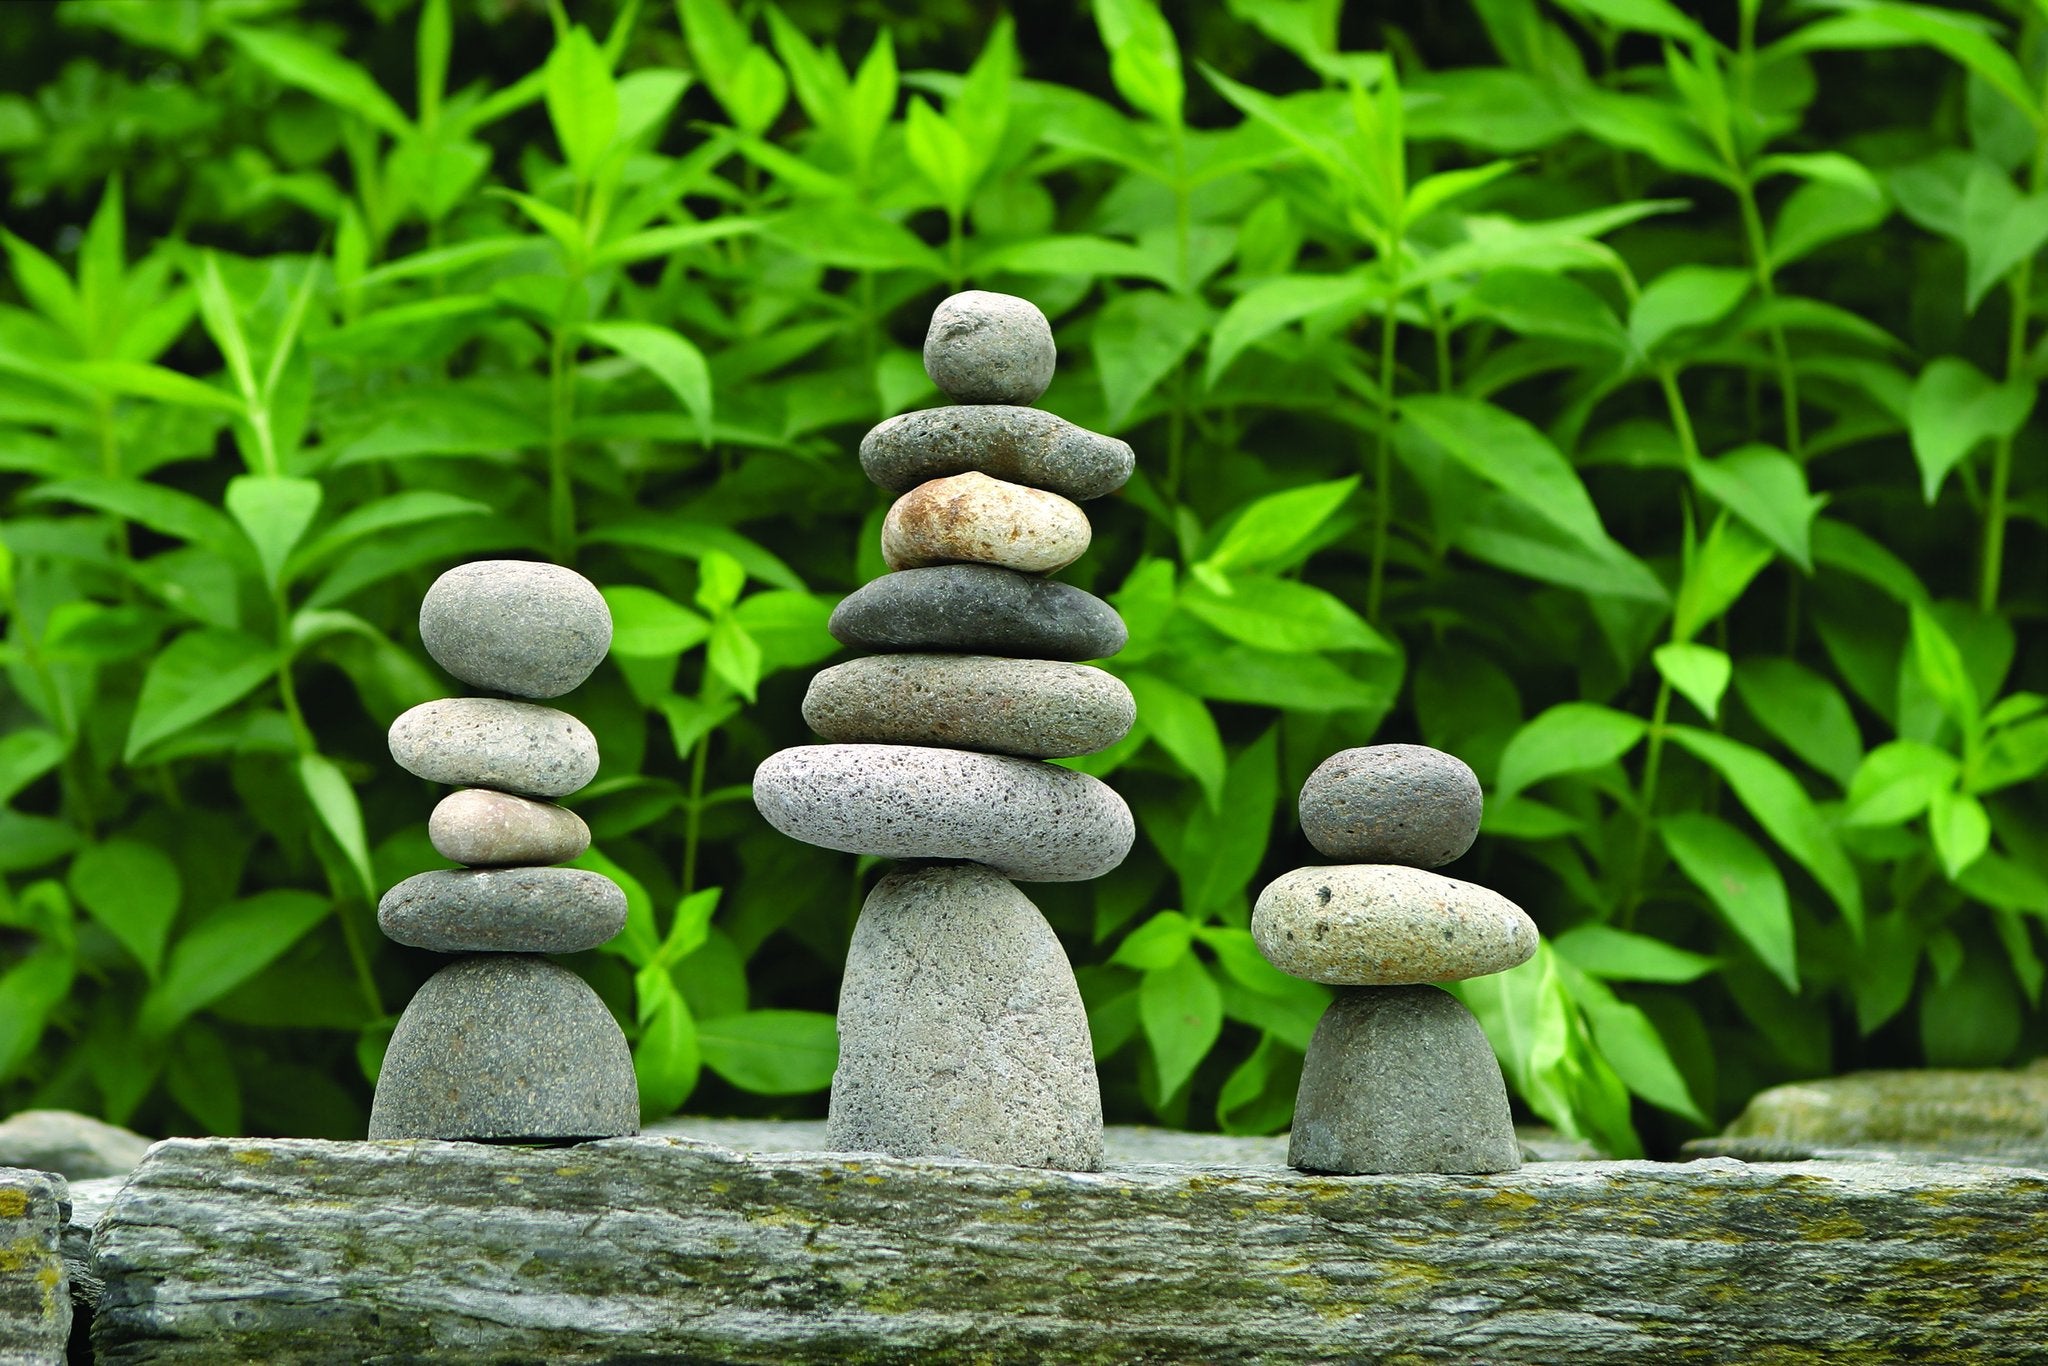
[418,560,611,699]
[752,744,1134,881]
[428,789,590,866]
[388,698,599,799]
[377,867,626,954]
[1253,864,1537,985]
[829,564,1126,661]
[880,472,1091,574]
[802,654,1134,758]
[1299,744,1483,867]
[922,290,1056,405]
[860,406,1135,501]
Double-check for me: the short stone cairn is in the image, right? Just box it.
[1253,745,1538,1174]
[369,561,639,1142]
[753,291,1137,1170]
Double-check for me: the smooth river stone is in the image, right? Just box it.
[829,863,1102,1170]
[752,744,1134,882]
[368,955,637,1142]
[388,698,598,799]
[1299,744,1482,867]
[429,789,590,866]
[1289,985,1521,1176]
[880,472,1091,574]
[860,406,1135,501]
[1252,864,1537,985]
[802,654,1134,758]
[829,564,1126,661]
[922,290,1056,405]
[377,868,626,954]
[419,560,611,699]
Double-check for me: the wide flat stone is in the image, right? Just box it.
[0,1110,151,1181]
[377,868,626,954]
[752,744,1133,881]
[880,471,1091,574]
[802,654,1134,757]
[388,697,599,799]
[428,788,591,866]
[861,406,1135,501]
[0,1165,68,1365]
[922,289,1056,405]
[1253,864,1538,985]
[419,560,611,699]
[1299,744,1483,867]
[1692,1061,2048,1167]
[829,564,1126,661]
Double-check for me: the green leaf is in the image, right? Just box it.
[1553,924,1718,983]
[602,585,711,658]
[1569,972,1706,1123]
[582,321,713,444]
[417,0,451,128]
[1553,0,1708,41]
[0,229,85,342]
[1845,740,1959,826]
[1732,658,1864,789]
[1094,290,1213,429]
[1495,703,1646,800]
[125,630,276,763]
[1179,575,1391,655]
[69,839,181,979]
[225,475,322,589]
[1124,672,1225,810]
[1787,5,2038,129]
[1629,265,1750,357]
[545,26,618,179]
[975,235,1175,287]
[0,946,74,1082]
[225,25,411,137]
[706,617,763,703]
[298,753,374,898]
[30,476,240,553]
[1205,272,1375,385]
[0,730,65,806]
[1200,476,1358,575]
[764,206,946,275]
[1908,357,2034,503]
[1140,949,1220,1100]
[1975,716,2048,793]
[698,1010,837,1093]
[1111,910,1195,970]
[1907,603,1981,736]
[293,491,490,569]
[1689,444,1824,571]
[1672,515,1774,643]
[139,890,331,1037]
[905,97,972,213]
[589,217,764,271]
[1093,0,1184,127]
[1660,812,1797,992]
[1653,642,1732,723]
[1216,1035,1299,1136]
[633,973,700,1120]
[1929,787,1991,881]
[1398,395,1618,563]
[64,359,243,414]
[731,590,838,675]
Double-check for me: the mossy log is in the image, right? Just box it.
[0,1166,69,1366]
[91,1131,2048,1364]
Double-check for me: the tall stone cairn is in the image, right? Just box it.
[369,561,639,1142]
[754,291,1137,1171]
[1253,745,1538,1174]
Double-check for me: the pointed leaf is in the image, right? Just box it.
[139,890,331,1037]
[298,753,374,898]
[1909,357,2034,502]
[225,475,322,588]
[125,630,276,763]
[697,1009,837,1094]
[583,321,713,443]
[1140,949,1221,1100]
[1689,444,1823,571]
[1660,812,1798,992]
[1496,703,1647,800]
[69,839,181,979]
[1654,642,1733,722]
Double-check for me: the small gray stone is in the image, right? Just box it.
[429,789,591,866]
[377,868,626,954]
[1289,985,1521,1176]
[0,1110,152,1181]
[1253,864,1537,985]
[829,564,1126,661]
[860,406,1135,501]
[388,698,599,799]
[368,955,638,1142]
[419,560,612,699]
[828,864,1102,1170]
[1299,744,1482,867]
[802,655,1134,758]
[752,744,1133,882]
[923,290,1056,405]
[881,472,1092,574]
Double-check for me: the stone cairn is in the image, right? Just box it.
[753,291,1137,1171]
[369,561,640,1142]
[1253,745,1538,1174]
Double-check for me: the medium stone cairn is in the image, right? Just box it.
[368,560,639,1142]
[1253,744,1538,1174]
[754,291,1137,1171]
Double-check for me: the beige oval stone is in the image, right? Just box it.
[1252,864,1537,985]
[429,789,591,866]
[881,472,1090,574]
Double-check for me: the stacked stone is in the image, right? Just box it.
[753,291,1136,1172]
[1253,745,1538,1175]
[369,561,639,1143]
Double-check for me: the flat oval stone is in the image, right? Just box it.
[429,789,590,866]
[377,868,626,954]
[829,564,1126,661]
[880,472,1091,574]
[1252,864,1537,985]
[752,744,1134,882]
[923,290,1055,405]
[388,698,599,799]
[419,561,611,699]
[802,655,1134,758]
[860,406,1135,501]
[1300,744,1482,867]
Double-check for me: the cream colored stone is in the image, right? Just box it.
[1253,864,1538,985]
[880,472,1090,574]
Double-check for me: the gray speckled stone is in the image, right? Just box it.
[802,655,1134,758]
[922,291,1056,405]
[377,868,626,954]
[881,472,1091,574]
[829,564,1126,661]
[1290,985,1521,1175]
[860,406,1135,501]
[419,561,611,699]
[429,789,591,866]
[388,698,599,799]
[368,955,637,1142]
[1300,744,1482,867]
[1253,864,1537,985]
[752,744,1133,881]
[828,864,1102,1170]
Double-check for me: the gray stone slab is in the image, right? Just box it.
[377,866,626,954]
[0,1166,68,1366]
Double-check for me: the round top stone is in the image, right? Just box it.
[923,291,1056,405]
[419,560,611,699]
[1299,744,1482,868]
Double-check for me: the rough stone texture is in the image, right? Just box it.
[428,788,590,866]
[828,865,1102,1170]
[881,472,1091,574]
[1299,743,1483,867]
[861,405,1136,501]
[367,955,637,1142]
[753,744,1134,881]
[1692,1061,2048,1166]
[418,560,611,699]
[388,697,599,798]
[802,654,1134,758]
[1290,985,1521,1175]
[1254,863,1538,985]
[922,290,1056,405]
[61,1174,121,1358]
[88,1135,2048,1364]
[830,564,1127,661]
[0,1109,151,1180]
[0,1166,67,1366]
[377,867,626,954]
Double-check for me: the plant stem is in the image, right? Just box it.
[681,727,711,898]
[548,322,576,565]
[1367,283,1399,623]
[1981,124,2046,610]
[1658,366,1702,464]
[1733,177,1801,457]
[1623,678,1673,929]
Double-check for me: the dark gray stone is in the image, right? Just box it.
[388,697,599,799]
[860,405,1135,501]
[1253,864,1538,985]
[0,1165,67,1365]
[1299,743,1483,867]
[428,788,591,866]
[377,868,626,954]
[829,564,1126,661]
[802,654,1134,758]
[0,1110,151,1181]
[1289,985,1521,1175]
[922,290,1056,405]
[419,560,611,699]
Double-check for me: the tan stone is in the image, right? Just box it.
[1252,864,1538,985]
[880,472,1090,574]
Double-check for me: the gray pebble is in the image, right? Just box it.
[881,472,1092,574]
[803,655,1134,758]
[429,789,591,866]
[829,564,1126,661]
[861,406,1135,501]
[419,560,612,699]
[1289,985,1521,1175]
[1300,745,1482,867]
[752,744,1134,882]
[1252,864,1537,985]
[377,868,626,954]
[828,863,1103,1170]
[923,290,1056,405]
[388,698,599,799]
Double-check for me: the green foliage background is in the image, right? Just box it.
[1,0,2044,1155]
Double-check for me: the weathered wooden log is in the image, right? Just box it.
[90,1130,2048,1364]
[0,1166,69,1366]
